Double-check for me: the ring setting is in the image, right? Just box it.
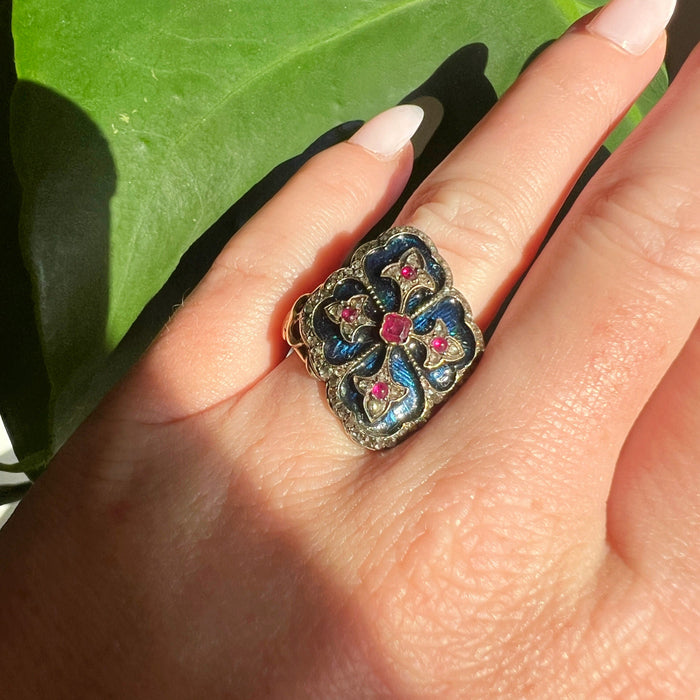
[284,226,484,449]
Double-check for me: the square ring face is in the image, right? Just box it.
[296,226,484,450]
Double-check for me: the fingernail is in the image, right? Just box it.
[587,0,676,55]
[348,104,424,158]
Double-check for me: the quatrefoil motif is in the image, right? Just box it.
[295,227,484,449]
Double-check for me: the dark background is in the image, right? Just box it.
[667,0,698,79]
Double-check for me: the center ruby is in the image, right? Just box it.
[380,313,412,344]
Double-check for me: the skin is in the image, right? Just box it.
[1,20,699,699]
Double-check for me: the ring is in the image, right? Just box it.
[284,226,484,449]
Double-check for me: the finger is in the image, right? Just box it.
[116,2,672,460]
[126,0,667,429]
[395,0,670,323]
[206,0,674,465]
[607,321,700,639]
[242,1,674,461]
[432,43,700,518]
[117,106,422,423]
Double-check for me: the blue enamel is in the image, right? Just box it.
[338,346,424,438]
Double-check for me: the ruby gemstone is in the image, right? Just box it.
[371,382,389,400]
[431,336,448,353]
[400,265,417,280]
[380,313,412,344]
[341,306,358,322]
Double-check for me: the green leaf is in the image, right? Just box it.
[0,2,50,461]
[6,0,666,468]
[0,481,31,506]
[0,449,51,478]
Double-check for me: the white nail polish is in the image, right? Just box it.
[587,0,676,55]
[348,105,424,158]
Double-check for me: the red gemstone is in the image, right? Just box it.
[341,306,358,322]
[380,313,412,344]
[431,336,448,353]
[371,382,389,400]
[400,265,417,280]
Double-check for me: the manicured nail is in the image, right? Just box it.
[587,0,676,55]
[348,104,424,157]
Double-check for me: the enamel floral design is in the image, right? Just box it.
[325,294,373,342]
[285,226,484,449]
[380,248,436,308]
[354,355,409,422]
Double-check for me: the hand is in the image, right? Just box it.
[2,0,698,695]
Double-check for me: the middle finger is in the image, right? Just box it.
[395,10,668,324]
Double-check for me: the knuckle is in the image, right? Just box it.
[403,175,531,270]
[303,145,379,211]
[578,170,700,286]
[208,227,301,296]
[582,582,700,697]
[363,470,588,683]
[531,63,623,130]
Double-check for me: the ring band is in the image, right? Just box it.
[284,226,484,449]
